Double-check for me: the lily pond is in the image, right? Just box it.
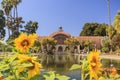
[38,54,120,80]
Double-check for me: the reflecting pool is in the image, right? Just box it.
[39,54,120,80]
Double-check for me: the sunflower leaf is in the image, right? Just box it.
[0,64,9,71]
[19,63,33,68]
[43,71,55,80]
[0,64,8,69]
[56,74,70,80]
[9,54,17,63]
[69,64,81,70]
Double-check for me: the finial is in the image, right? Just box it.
[58,26,63,31]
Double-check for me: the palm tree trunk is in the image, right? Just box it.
[16,6,19,32]
[6,15,11,38]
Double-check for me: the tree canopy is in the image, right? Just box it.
[22,21,38,35]
[0,0,39,42]
[80,23,108,36]
[114,11,120,33]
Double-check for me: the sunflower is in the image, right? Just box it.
[17,54,42,79]
[88,50,102,80]
[14,33,37,53]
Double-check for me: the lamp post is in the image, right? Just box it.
[107,0,111,26]
[106,0,112,53]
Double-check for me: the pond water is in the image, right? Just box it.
[40,54,120,80]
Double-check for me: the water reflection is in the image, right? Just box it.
[41,54,82,74]
[40,54,82,80]
[39,54,120,80]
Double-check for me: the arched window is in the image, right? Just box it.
[53,34,68,44]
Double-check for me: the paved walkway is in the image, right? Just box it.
[0,52,120,60]
[100,54,120,60]
[73,54,120,60]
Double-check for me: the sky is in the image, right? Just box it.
[0,0,120,36]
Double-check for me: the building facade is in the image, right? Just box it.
[38,27,103,54]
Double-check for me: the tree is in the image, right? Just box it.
[101,37,111,53]
[112,33,120,49]
[80,23,108,36]
[1,0,13,16]
[40,38,57,54]
[64,37,79,46]
[0,10,6,39]
[32,40,41,53]
[80,23,97,36]
[106,26,116,39]
[23,21,38,35]
[1,0,23,39]
[11,0,22,32]
[83,40,93,51]
[114,11,120,33]
[1,0,13,37]
[11,0,22,18]
[64,37,79,53]
[94,24,107,36]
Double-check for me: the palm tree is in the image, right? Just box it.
[11,0,22,32]
[64,37,79,53]
[83,40,93,52]
[1,0,22,38]
[23,21,38,35]
[0,10,6,39]
[1,0,13,37]
[1,0,13,16]
[40,38,57,54]
[32,40,41,53]
[11,0,21,17]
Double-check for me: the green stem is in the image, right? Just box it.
[9,64,18,80]
[81,71,84,80]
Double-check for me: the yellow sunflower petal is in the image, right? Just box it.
[17,54,42,79]
[14,33,37,53]
[88,50,102,80]
[28,61,42,79]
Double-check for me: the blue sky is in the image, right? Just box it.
[0,0,120,36]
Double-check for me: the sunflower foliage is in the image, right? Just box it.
[0,54,20,80]
[0,33,43,80]
[70,50,120,80]
[0,33,120,80]
[69,59,89,80]
[0,33,71,80]
[43,71,70,80]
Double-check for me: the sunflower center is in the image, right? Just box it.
[27,59,35,70]
[28,63,35,70]
[21,39,29,47]
[91,56,97,69]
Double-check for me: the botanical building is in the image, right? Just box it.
[38,27,103,54]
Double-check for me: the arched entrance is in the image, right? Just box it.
[58,46,63,52]
[74,46,78,53]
